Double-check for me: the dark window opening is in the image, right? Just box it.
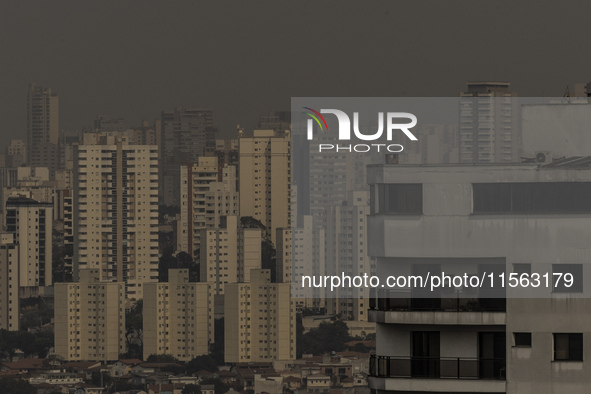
[554,333,583,361]
[374,184,422,214]
[473,182,591,214]
[513,333,532,347]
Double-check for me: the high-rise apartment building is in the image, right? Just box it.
[200,215,261,296]
[178,158,238,256]
[27,84,59,175]
[459,82,519,164]
[239,129,290,245]
[73,133,159,300]
[143,269,214,361]
[0,232,19,330]
[367,159,591,394]
[225,269,296,363]
[54,269,126,361]
[161,108,216,206]
[5,195,53,289]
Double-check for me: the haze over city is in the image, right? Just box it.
[3,0,591,148]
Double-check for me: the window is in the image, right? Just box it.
[552,264,583,293]
[373,184,422,214]
[473,182,591,214]
[554,333,583,361]
[513,264,531,275]
[513,332,531,347]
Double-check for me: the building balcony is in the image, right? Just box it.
[369,355,506,393]
[369,291,506,325]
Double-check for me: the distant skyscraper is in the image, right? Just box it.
[6,139,27,167]
[225,269,296,362]
[5,195,53,289]
[459,81,519,163]
[239,129,291,245]
[143,269,214,361]
[73,133,159,300]
[161,108,216,206]
[27,84,59,176]
[54,269,126,361]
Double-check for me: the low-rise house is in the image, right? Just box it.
[110,359,143,377]
[306,373,331,393]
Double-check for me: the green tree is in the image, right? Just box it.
[123,299,143,359]
[186,355,218,375]
[240,216,265,230]
[182,384,201,394]
[300,319,352,355]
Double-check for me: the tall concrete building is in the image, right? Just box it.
[291,215,325,311]
[73,133,159,300]
[0,232,19,330]
[27,84,59,175]
[161,108,215,206]
[459,82,519,164]
[367,159,591,394]
[54,269,126,362]
[239,129,291,245]
[325,191,373,322]
[200,216,262,296]
[143,269,214,361]
[5,195,53,289]
[178,158,239,256]
[225,269,296,363]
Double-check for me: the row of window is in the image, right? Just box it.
[373,182,591,215]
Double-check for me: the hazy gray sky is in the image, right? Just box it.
[1,0,590,148]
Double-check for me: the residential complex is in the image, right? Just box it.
[143,269,214,361]
[54,269,126,362]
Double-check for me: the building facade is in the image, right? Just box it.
[27,84,59,175]
[225,269,296,363]
[459,82,519,164]
[73,133,159,300]
[5,195,53,289]
[0,232,19,330]
[239,129,291,245]
[143,269,214,361]
[178,158,238,256]
[368,159,591,394]
[54,269,126,361]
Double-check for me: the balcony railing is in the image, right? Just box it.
[369,289,506,312]
[369,355,505,380]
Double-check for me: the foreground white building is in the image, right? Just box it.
[368,158,591,394]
